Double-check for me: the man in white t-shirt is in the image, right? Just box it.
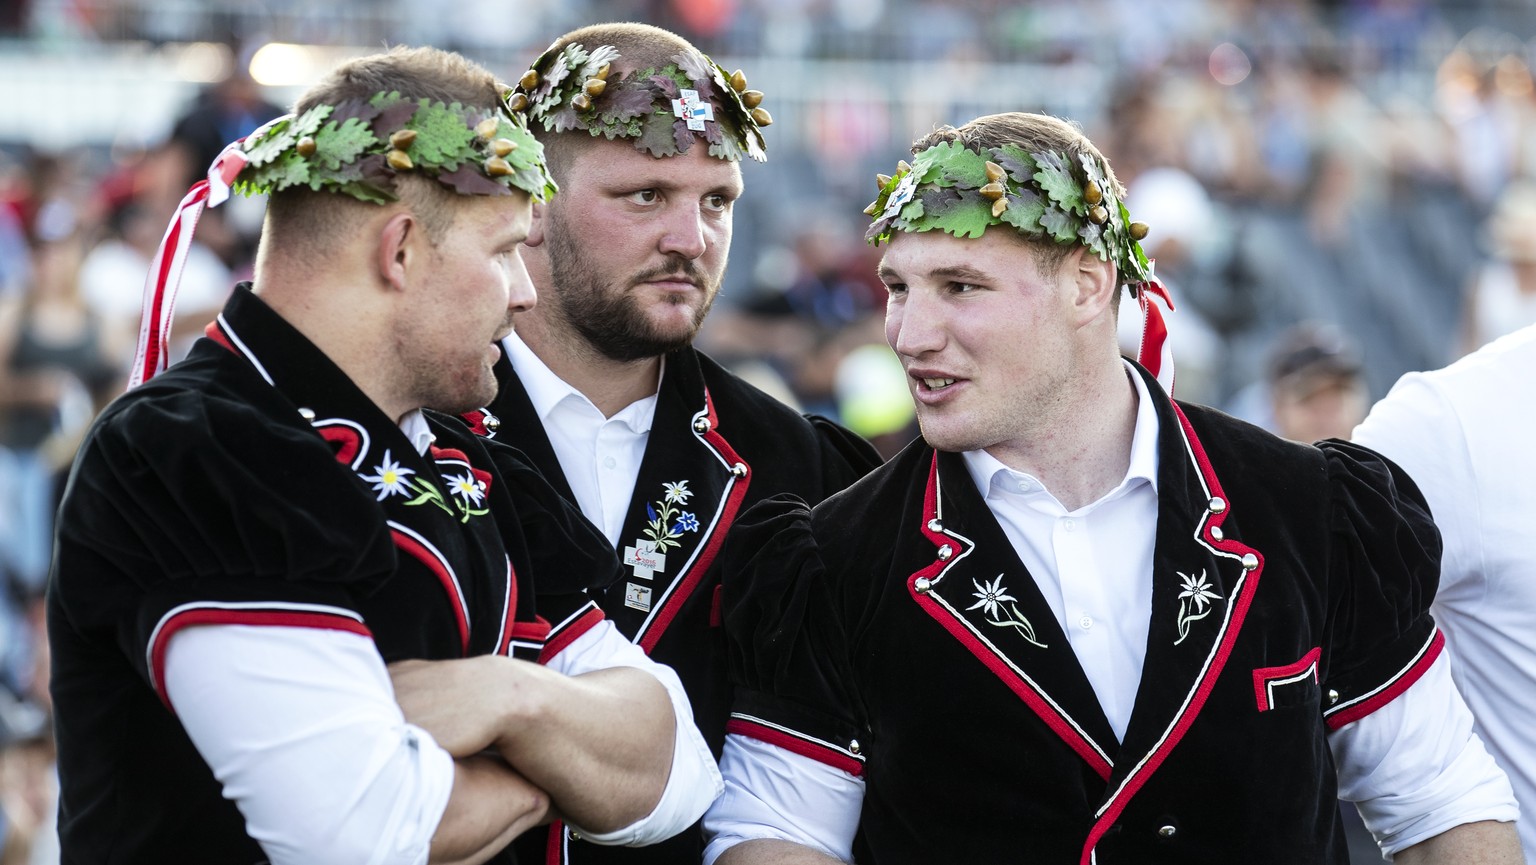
[1353,323,1536,863]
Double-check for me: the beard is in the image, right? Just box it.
[544,209,721,362]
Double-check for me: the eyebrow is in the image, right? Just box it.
[878,262,991,283]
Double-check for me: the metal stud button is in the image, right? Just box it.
[1240,553,1259,570]
[937,544,953,561]
[569,827,582,840]
[1208,497,1227,514]
[848,739,861,755]
[1328,689,1340,705]
[1209,526,1224,541]
[927,518,943,533]
[731,462,748,478]
[914,577,932,594]
[1158,825,1177,838]
[693,417,711,434]
[298,407,316,421]
[483,413,501,433]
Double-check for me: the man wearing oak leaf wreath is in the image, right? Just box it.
[704,111,1523,864]
[47,45,717,865]
[467,22,882,865]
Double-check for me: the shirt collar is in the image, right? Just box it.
[399,410,435,455]
[502,332,660,434]
[962,359,1161,506]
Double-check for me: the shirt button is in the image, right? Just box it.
[1079,615,1093,630]
[1017,480,1030,492]
[1063,518,1077,531]
[603,456,616,469]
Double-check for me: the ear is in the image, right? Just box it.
[1068,246,1119,327]
[375,211,420,292]
[524,199,548,248]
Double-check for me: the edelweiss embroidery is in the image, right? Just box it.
[361,449,414,500]
[1174,569,1223,645]
[358,449,489,523]
[969,574,1047,649]
[623,479,702,581]
[444,471,490,523]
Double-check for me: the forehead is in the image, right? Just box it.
[879,227,1037,278]
[567,137,743,191]
[457,189,532,234]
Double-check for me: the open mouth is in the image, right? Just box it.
[920,377,957,391]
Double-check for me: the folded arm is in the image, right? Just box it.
[164,624,548,865]
[391,617,720,841]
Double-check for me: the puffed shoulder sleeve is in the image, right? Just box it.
[803,413,884,495]
[720,494,866,773]
[1317,439,1444,731]
[52,393,395,690]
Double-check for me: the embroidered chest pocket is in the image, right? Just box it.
[1252,647,1322,712]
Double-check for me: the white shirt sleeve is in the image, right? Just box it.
[163,624,455,865]
[1331,650,1517,855]
[702,733,864,865]
[541,617,723,846]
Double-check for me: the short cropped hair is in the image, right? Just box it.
[913,113,1125,279]
[264,46,505,253]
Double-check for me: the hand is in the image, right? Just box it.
[389,656,516,758]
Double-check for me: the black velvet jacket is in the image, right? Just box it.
[477,344,882,865]
[721,363,1443,865]
[49,287,619,864]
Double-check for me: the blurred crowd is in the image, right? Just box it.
[7,0,1536,860]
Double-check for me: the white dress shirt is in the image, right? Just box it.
[703,363,1514,863]
[503,334,656,546]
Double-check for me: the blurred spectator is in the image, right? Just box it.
[0,206,121,595]
[1459,180,1536,355]
[1301,45,1392,245]
[1266,321,1370,443]
[78,197,232,372]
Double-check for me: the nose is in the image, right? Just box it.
[657,203,708,261]
[506,249,537,314]
[888,289,945,358]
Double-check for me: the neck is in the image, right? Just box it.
[987,355,1140,512]
[253,265,415,424]
[512,310,663,417]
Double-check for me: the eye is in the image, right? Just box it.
[703,193,731,213]
[882,282,908,297]
[950,282,980,294]
[627,189,660,205]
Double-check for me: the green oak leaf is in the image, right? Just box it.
[1039,206,1077,243]
[242,120,296,168]
[929,196,993,239]
[637,111,680,157]
[289,104,332,139]
[999,188,1047,235]
[310,117,376,172]
[404,101,477,170]
[1034,155,1084,212]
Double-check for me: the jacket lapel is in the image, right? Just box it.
[1080,370,1267,864]
[908,449,1120,781]
[609,350,751,652]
